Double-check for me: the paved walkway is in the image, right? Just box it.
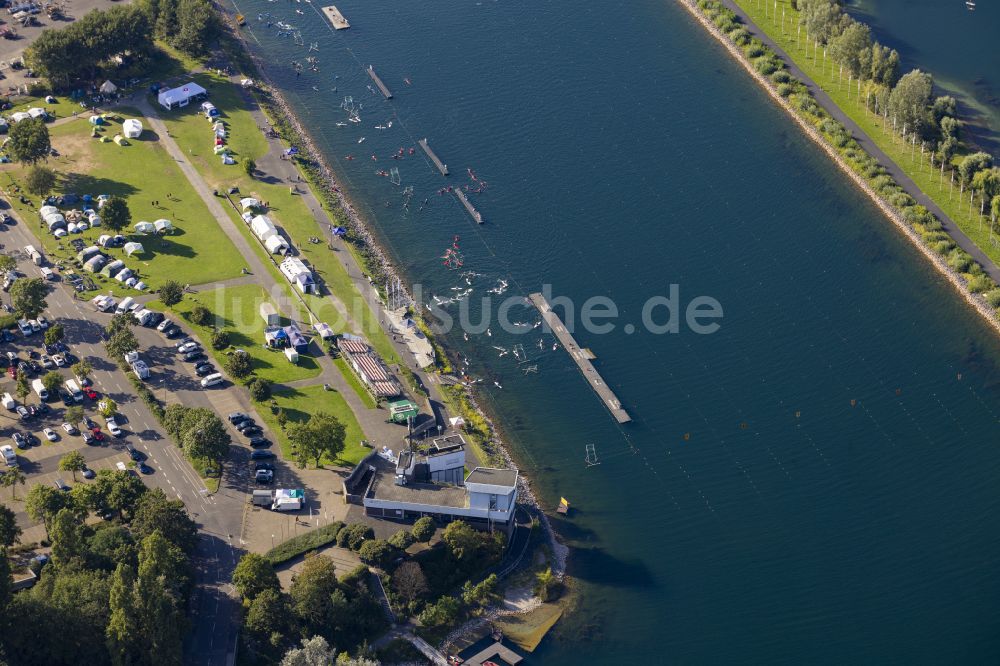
[719,0,1000,283]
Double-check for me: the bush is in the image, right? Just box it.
[358,539,396,568]
[189,305,213,326]
[264,521,344,565]
[211,329,230,350]
[744,43,765,59]
[335,526,352,548]
[753,56,778,76]
[345,523,374,551]
[932,240,955,255]
[947,249,973,273]
[771,69,791,84]
[0,314,17,330]
[389,529,415,550]
[412,516,436,543]
[247,377,271,402]
[984,289,1000,308]
[777,83,795,98]
[967,274,994,294]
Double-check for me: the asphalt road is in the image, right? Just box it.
[0,212,262,665]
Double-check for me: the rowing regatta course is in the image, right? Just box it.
[229,0,1000,661]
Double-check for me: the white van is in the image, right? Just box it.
[1,393,15,410]
[200,373,223,388]
[1,444,16,467]
[64,379,84,403]
[31,378,48,401]
[134,309,153,326]
[115,296,135,315]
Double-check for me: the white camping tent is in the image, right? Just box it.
[39,205,58,217]
[264,235,289,255]
[99,80,118,95]
[10,112,30,123]
[98,235,112,247]
[123,242,144,256]
[122,119,142,139]
[27,108,47,120]
[240,197,260,211]
[134,221,155,234]
[250,214,276,240]
[153,219,173,233]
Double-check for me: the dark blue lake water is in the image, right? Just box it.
[228,0,1000,661]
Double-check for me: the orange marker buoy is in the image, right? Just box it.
[740,422,748,430]
[795,411,801,418]
[850,399,857,407]
[683,433,690,441]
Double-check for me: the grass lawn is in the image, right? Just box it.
[0,113,246,291]
[333,356,377,409]
[256,383,370,467]
[733,0,1000,266]
[153,71,403,367]
[150,283,322,385]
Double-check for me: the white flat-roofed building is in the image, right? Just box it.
[157,82,208,110]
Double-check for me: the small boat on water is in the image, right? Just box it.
[335,122,347,127]
[236,13,246,25]
[358,137,366,144]
[557,497,570,514]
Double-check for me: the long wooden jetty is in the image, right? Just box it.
[321,5,350,29]
[454,189,483,224]
[528,293,631,424]
[367,66,392,99]
[418,138,448,175]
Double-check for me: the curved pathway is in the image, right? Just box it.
[717,0,1000,283]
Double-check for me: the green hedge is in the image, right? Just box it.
[264,521,345,565]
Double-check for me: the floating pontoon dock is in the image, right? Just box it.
[454,189,483,224]
[321,5,350,29]
[418,138,448,175]
[529,293,631,424]
[367,66,392,99]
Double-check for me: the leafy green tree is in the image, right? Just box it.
[243,156,257,179]
[42,370,64,397]
[87,524,135,570]
[0,505,22,547]
[44,322,65,346]
[248,377,271,401]
[932,95,958,124]
[224,349,252,378]
[131,488,198,554]
[416,595,460,629]
[59,450,87,482]
[100,469,146,521]
[65,404,84,425]
[72,359,92,381]
[25,165,57,197]
[411,516,436,543]
[98,398,118,418]
[7,118,51,165]
[16,371,31,403]
[233,553,280,602]
[289,553,339,632]
[344,523,373,551]
[868,42,900,87]
[442,520,479,561]
[101,196,131,233]
[245,587,289,646]
[189,304,213,326]
[391,560,427,605]
[461,573,499,612]
[280,636,335,666]
[799,0,849,44]
[0,466,26,499]
[10,276,49,319]
[106,561,142,665]
[182,409,231,462]
[50,507,86,565]
[162,403,191,440]
[172,0,218,55]
[959,152,993,186]
[159,279,184,307]
[828,20,870,78]
[105,326,139,360]
[288,411,346,468]
[25,483,71,538]
[105,312,136,337]
[358,539,395,568]
[888,69,934,138]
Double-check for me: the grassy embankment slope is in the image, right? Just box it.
[732,0,1000,266]
[0,113,246,290]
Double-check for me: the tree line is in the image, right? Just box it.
[25,0,219,90]
[698,0,1000,313]
[0,480,198,665]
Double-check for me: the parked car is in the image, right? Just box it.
[52,354,66,367]
[228,412,250,424]
[62,422,78,435]
[241,425,263,437]
[126,444,142,461]
[195,364,215,377]
[83,388,98,401]
[42,428,57,442]
[40,355,54,369]
[174,337,194,350]
[157,318,173,332]
[138,462,153,474]
[146,312,165,327]
[250,449,275,460]
[184,351,205,363]
[248,436,270,448]
[82,430,96,445]
[255,469,274,484]
[36,316,49,329]
[105,418,122,437]
[81,467,95,479]
[165,326,182,339]
[177,342,200,355]
[235,419,256,432]
[254,462,274,471]
[15,406,28,420]
[11,433,27,449]
[53,478,70,492]
[90,428,104,442]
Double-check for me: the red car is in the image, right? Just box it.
[7,366,15,380]
[90,427,104,442]
[83,389,98,401]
